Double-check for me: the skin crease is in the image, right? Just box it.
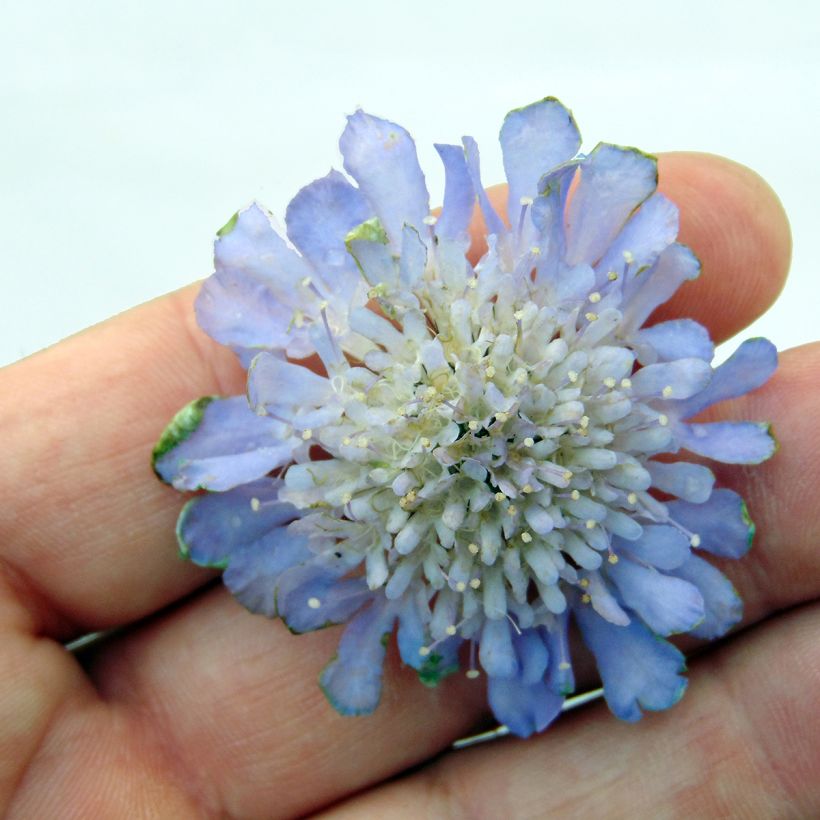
[1,152,817,819]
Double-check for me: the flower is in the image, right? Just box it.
[153,97,777,738]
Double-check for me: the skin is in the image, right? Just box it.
[0,151,815,819]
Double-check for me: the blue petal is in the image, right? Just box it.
[247,353,340,428]
[595,193,679,290]
[544,613,575,696]
[672,338,778,420]
[196,203,316,359]
[514,628,550,685]
[488,676,564,738]
[646,460,715,503]
[479,617,519,678]
[176,478,300,568]
[635,319,714,364]
[339,111,430,248]
[631,358,712,400]
[666,489,754,559]
[222,532,312,617]
[565,144,657,267]
[531,161,578,285]
[607,558,705,635]
[434,143,475,242]
[462,135,506,237]
[499,97,581,226]
[575,601,687,722]
[396,593,426,669]
[675,421,776,464]
[669,554,742,640]
[284,169,371,303]
[319,598,396,716]
[154,396,294,491]
[618,524,691,571]
[276,562,371,633]
[620,243,701,332]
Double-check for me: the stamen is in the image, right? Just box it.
[608,553,619,564]
[622,250,635,264]
[571,490,581,501]
[585,312,598,322]
[307,597,321,609]
[523,437,535,448]
[607,271,619,281]
[589,291,601,303]
[662,385,674,398]
[658,414,669,426]
[603,376,616,388]
[507,505,518,516]
[422,214,438,226]
[690,534,701,547]
[521,531,533,543]
[468,420,480,431]
[301,429,313,441]
[250,497,261,512]
[485,365,496,378]
[468,542,480,555]
[585,519,597,529]
[494,492,506,502]
[627,492,638,505]
[567,370,579,383]
[522,484,534,494]
[469,578,481,589]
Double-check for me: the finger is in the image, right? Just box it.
[319,603,820,820]
[85,342,820,817]
[0,152,791,637]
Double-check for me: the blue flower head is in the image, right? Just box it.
[153,98,777,738]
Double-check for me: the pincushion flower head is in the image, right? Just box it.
[153,97,777,738]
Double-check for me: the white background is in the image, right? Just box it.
[1,0,817,367]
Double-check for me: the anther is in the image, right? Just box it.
[581,593,592,603]
[466,669,480,679]
[495,411,509,423]
[563,470,574,482]
[608,553,619,564]
[319,299,329,311]
[357,436,369,448]
[422,215,438,226]
[571,490,581,501]
[495,492,506,502]
[468,420,480,431]
[250,497,261,512]
[621,378,632,389]
[658,414,669,426]
[567,370,579,383]
[419,646,431,656]
[507,506,518,516]
[301,429,313,441]
[445,625,457,636]
[558,661,571,670]
[467,278,478,289]
[522,484,534,494]
[468,542,480,555]
[342,436,352,446]
[622,250,635,264]
[580,415,590,429]
[300,276,312,287]
[579,578,590,588]
[585,312,598,322]
[419,437,431,448]
[521,531,533,543]
[603,376,616,388]
[585,519,597,529]
[589,292,601,303]
[455,581,467,592]
[690,534,702,548]
[627,492,638,505]
[485,365,496,378]
[307,597,321,609]
[607,271,619,281]
[662,385,674,398]
[513,309,525,321]
[519,196,534,206]
[523,437,535,447]
[469,578,481,589]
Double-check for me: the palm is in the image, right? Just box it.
[2,152,817,819]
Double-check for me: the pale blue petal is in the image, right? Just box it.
[675,421,776,464]
[669,554,742,640]
[608,558,705,635]
[531,161,578,284]
[544,613,575,696]
[595,193,679,290]
[618,524,691,570]
[666,489,754,559]
[339,111,430,247]
[396,594,426,669]
[284,169,371,303]
[434,143,475,241]
[565,144,657,267]
[620,243,701,332]
[462,136,506,237]
[176,478,299,568]
[488,676,564,738]
[646,460,715,503]
[575,601,687,722]
[479,617,519,678]
[247,353,340,427]
[635,319,714,363]
[499,97,581,225]
[276,562,371,633]
[319,598,396,716]
[154,396,294,491]
[631,358,712,400]
[514,629,550,685]
[673,338,778,420]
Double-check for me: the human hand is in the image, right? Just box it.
[1,151,814,819]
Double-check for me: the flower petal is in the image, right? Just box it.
[247,353,339,428]
[276,562,371,633]
[488,676,564,738]
[620,242,701,332]
[672,338,778,420]
[479,617,519,678]
[575,601,688,722]
[153,396,295,491]
[618,524,691,570]
[339,111,430,247]
[175,478,300,568]
[675,421,776,464]
[462,135,507,237]
[544,613,575,696]
[319,598,396,716]
[666,489,754,559]
[499,97,581,225]
[284,169,371,303]
[565,144,657,267]
[669,554,742,640]
[631,358,713,400]
[646,460,715,503]
[514,628,550,685]
[434,143,475,242]
[634,319,714,364]
[608,558,705,635]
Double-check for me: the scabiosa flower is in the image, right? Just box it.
[153,97,777,738]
